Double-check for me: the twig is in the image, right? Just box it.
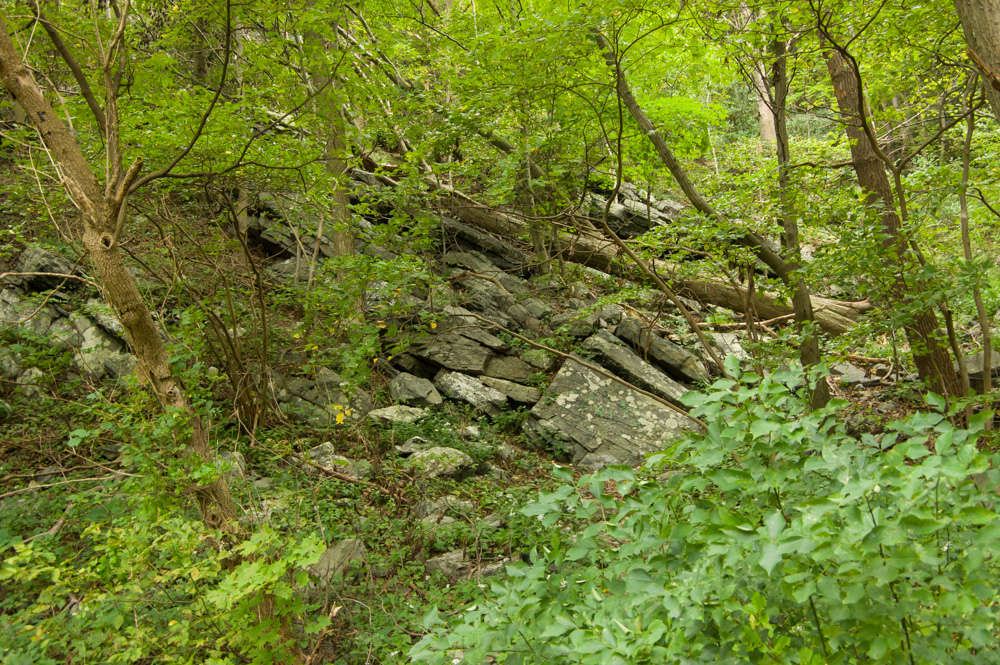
[23,501,75,543]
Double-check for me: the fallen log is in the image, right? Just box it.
[352,169,872,336]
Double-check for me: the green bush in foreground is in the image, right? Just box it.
[413,363,1000,664]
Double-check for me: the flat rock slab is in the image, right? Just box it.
[413,332,493,374]
[483,355,535,383]
[523,359,694,466]
[614,318,708,384]
[582,330,688,404]
[434,370,507,417]
[368,405,426,424]
[480,376,542,405]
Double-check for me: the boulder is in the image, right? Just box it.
[483,355,534,383]
[368,405,426,425]
[409,446,474,479]
[413,332,493,374]
[414,495,474,519]
[551,309,599,338]
[73,316,124,379]
[82,298,125,337]
[959,352,1000,392]
[0,290,55,336]
[443,251,527,294]
[308,539,366,582]
[479,376,542,405]
[614,318,708,384]
[18,367,45,398]
[0,350,21,379]
[13,246,77,291]
[581,330,688,404]
[434,371,507,417]
[523,359,693,466]
[425,549,471,583]
[389,372,443,407]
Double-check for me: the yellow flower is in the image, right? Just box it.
[430,322,437,329]
[335,412,345,425]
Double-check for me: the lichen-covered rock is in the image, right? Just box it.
[433,370,507,417]
[551,309,599,338]
[614,318,708,384]
[389,372,443,407]
[581,330,688,404]
[368,405,426,425]
[409,446,474,479]
[523,359,693,466]
[13,246,78,292]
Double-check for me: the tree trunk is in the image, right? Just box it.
[0,15,242,537]
[825,49,961,397]
[954,0,1000,124]
[752,64,777,145]
[772,36,829,408]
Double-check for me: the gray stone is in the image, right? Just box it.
[425,549,471,582]
[455,326,511,353]
[414,495,474,519]
[433,371,507,417]
[0,350,21,379]
[598,304,624,326]
[389,372,443,407]
[14,246,77,292]
[307,442,345,468]
[83,298,124,336]
[308,539,366,582]
[614,318,708,384]
[280,373,371,422]
[582,330,688,404]
[47,318,82,347]
[520,349,557,372]
[551,310,599,338]
[711,332,748,361]
[19,367,45,398]
[0,290,55,336]
[443,251,527,294]
[216,451,247,481]
[74,321,124,379]
[0,400,12,420]
[368,405,426,425]
[483,355,535,383]
[413,332,494,374]
[521,298,551,321]
[104,353,137,379]
[396,436,436,456]
[523,359,694,466]
[480,376,542,405]
[419,514,457,536]
[830,362,869,386]
[959,351,1000,392]
[409,446,474,479]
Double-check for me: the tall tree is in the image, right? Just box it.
[0,9,242,534]
[954,0,1000,123]
[824,44,961,397]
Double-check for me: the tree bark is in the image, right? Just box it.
[825,49,961,397]
[752,64,777,145]
[954,0,1000,124]
[772,36,829,408]
[0,15,241,536]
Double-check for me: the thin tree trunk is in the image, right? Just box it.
[0,14,242,537]
[959,86,991,397]
[825,49,961,397]
[772,36,829,408]
[753,64,777,145]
